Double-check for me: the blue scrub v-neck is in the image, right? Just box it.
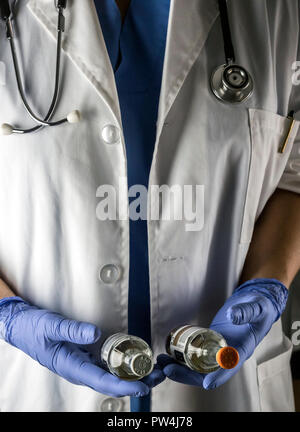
[94,0,171,412]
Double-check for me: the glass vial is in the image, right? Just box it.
[166,325,239,374]
[101,333,154,381]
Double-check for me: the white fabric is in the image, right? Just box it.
[0,0,299,412]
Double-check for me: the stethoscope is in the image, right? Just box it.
[0,0,80,136]
[211,0,254,104]
[0,0,253,137]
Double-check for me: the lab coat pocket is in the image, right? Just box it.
[257,336,294,412]
[240,109,300,244]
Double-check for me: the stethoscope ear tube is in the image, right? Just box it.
[218,0,235,64]
[0,0,11,21]
[55,0,67,9]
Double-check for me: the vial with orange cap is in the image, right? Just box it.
[166,325,239,373]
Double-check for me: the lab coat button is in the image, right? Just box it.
[100,397,123,412]
[101,125,120,144]
[99,264,121,284]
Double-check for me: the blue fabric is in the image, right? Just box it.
[95,0,171,412]
[158,278,289,389]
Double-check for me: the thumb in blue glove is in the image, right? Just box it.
[0,297,165,397]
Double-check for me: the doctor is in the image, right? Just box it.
[0,0,299,412]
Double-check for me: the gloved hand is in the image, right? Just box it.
[0,297,165,397]
[157,278,288,389]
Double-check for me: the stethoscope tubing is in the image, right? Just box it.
[0,1,79,136]
[7,12,67,134]
[218,0,235,64]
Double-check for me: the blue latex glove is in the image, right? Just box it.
[0,297,165,397]
[158,278,288,389]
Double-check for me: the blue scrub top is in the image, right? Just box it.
[94,0,171,412]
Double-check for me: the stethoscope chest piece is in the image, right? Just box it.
[210,63,253,104]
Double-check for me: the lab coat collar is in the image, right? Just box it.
[26,0,121,124]
[157,0,220,135]
[26,0,220,130]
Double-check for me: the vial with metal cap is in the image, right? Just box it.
[101,333,154,381]
[166,325,239,373]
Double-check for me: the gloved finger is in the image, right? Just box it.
[164,363,204,386]
[226,300,263,325]
[202,362,242,390]
[202,345,246,390]
[141,364,166,388]
[157,354,204,386]
[47,317,101,345]
[77,361,150,397]
[157,354,176,368]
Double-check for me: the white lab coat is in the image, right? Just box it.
[0,0,299,412]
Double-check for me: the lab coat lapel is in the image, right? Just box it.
[26,0,121,123]
[157,0,219,135]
